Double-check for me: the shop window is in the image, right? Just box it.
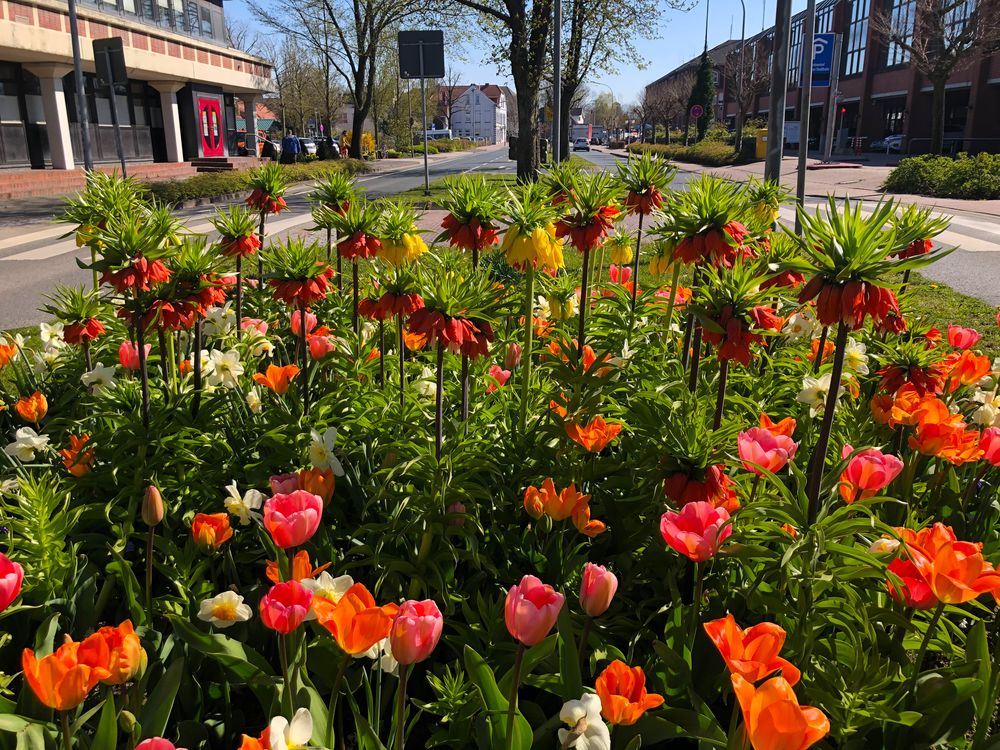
[131,82,148,127]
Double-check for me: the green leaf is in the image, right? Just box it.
[14,723,48,750]
[138,658,184,740]
[91,697,117,750]
[557,609,583,700]
[463,646,531,750]
[351,707,387,750]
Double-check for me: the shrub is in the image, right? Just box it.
[627,140,739,167]
[608,140,626,149]
[883,153,1000,199]
[142,159,368,204]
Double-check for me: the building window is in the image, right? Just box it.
[788,17,803,85]
[884,0,914,66]
[881,98,905,135]
[815,1,834,33]
[0,63,21,122]
[945,0,974,37]
[843,0,870,76]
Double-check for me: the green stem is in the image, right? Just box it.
[689,562,704,664]
[278,634,293,717]
[577,246,591,360]
[806,323,849,524]
[90,246,99,291]
[910,602,945,694]
[395,663,409,750]
[663,263,682,335]
[144,527,155,627]
[518,264,536,433]
[505,644,526,750]
[577,616,593,677]
[326,654,351,749]
[60,711,73,750]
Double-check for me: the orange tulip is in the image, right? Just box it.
[0,342,16,368]
[265,550,332,584]
[703,614,800,685]
[906,533,1000,605]
[253,364,301,394]
[594,660,665,725]
[238,729,269,750]
[522,479,607,536]
[15,391,47,424]
[191,513,233,551]
[523,478,557,519]
[403,327,429,352]
[759,413,796,438]
[313,582,399,656]
[90,620,145,685]
[946,350,992,393]
[732,674,829,750]
[571,501,607,537]
[22,634,112,711]
[565,415,622,453]
[59,434,95,477]
[299,467,335,506]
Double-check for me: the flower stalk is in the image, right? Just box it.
[395,663,409,750]
[806,323,849,523]
[630,213,644,312]
[518,264,536,433]
[505,644,526,750]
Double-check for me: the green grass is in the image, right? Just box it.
[391,173,520,208]
[904,271,1000,358]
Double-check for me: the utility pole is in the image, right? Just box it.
[552,0,562,162]
[67,0,93,171]
[822,35,842,162]
[794,0,816,234]
[764,0,792,182]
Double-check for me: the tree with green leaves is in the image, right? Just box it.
[688,50,716,142]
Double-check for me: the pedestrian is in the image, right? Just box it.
[280,129,301,164]
[340,131,349,159]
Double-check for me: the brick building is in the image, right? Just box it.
[646,0,1000,154]
[0,0,273,170]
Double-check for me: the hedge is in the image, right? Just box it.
[882,153,1000,200]
[141,159,369,204]
[626,140,739,167]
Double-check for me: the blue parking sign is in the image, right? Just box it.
[808,33,836,87]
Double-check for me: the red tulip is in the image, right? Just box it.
[980,427,1000,466]
[389,599,444,665]
[659,502,732,562]
[504,575,564,646]
[259,580,313,634]
[737,428,798,475]
[579,563,618,617]
[263,490,323,548]
[947,324,981,350]
[886,558,937,610]
[118,340,151,371]
[0,553,23,614]
[290,309,317,336]
[838,444,904,503]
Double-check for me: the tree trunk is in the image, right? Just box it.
[735,107,744,154]
[558,85,574,161]
[351,106,366,158]
[513,73,540,180]
[930,77,946,155]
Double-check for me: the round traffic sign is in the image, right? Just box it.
[690,104,704,119]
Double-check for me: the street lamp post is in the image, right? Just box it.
[67,0,93,171]
[734,0,747,153]
[592,81,615,144]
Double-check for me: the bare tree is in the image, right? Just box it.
[645,71,694,144]
[437,67,464,130]
[225,18,259,55]
[724,40,770,152]
[872,0,1000,154]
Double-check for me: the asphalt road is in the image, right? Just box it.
[0,146,513,329]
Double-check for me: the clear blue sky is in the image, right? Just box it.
[231,0,807,107]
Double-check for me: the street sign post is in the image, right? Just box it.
[689,104,704,119]
[809,33,835,88]
[93,38,128,176]
[398,31,445,195]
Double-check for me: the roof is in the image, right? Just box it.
[646,39,741,88]
[438,84,509,106]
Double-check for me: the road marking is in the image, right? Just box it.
[0,224,70,251]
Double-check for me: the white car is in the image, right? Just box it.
[870,134,904,153]
[572,138,591,152]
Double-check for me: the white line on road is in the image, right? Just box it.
[0,224,70,252]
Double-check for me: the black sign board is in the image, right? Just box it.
[93,37,128,87]
[397,30,445,79]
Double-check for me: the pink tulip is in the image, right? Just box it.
[579,562,618,618]
[737,427,798,476]
[134,740,180,750]
[259,580,313,634]
[659,502,732,562]
[504,575,565,646]
[981,427,1000,467]
[269,472,301,494]
[504,343,522,370]
[947,324,981,350]
[291,309,317,336]
[839,444,904,503]
[609,264,632,284]
[241,318,269,334]
[446,501,466,526]
[390,599,444,665]
[263,490,323,548]
[308,334,336,360]
[118,340,151,371]
[486,365,512,394]
[0,553,23,614]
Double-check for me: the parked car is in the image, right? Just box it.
[298,137,318,156]
[572,137,591,152]
[870,134,904,153]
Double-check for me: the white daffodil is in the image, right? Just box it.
[301,571,354,621]
[247,333,275,358]
[309,427,345,476]
[797,373,833,417]
[246,387,263,414]
[414,367,437,399]
[557,694,610,750]
[534,294,552,320]
[197,591,252,628]
[354,636,399,676]
[972,389,1000,427]
[783,311,820,341]
[39,322,64,348]
[81,363,117,394]
[269,708,313,750]
[207,349,244,389]
[360,321,375,342]
[868,538,901,555]
[223,481,265,526]
[4,427,49,462]
[204,303,236,337]
[32,349,59,375]
[843,338,869,376]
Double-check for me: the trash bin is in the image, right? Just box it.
[755,129,768,160]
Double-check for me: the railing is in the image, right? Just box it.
[905,138,1000,157]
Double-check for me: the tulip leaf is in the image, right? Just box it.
[138,657,184,740]
[0,714,30,734]
[350,706,387,750]
[463,646,531,750]
[14,723,47,750]
[557,609,583,700]
[498,635,555,694]
[91,696,117,750]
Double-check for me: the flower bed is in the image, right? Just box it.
[0,159,998,750]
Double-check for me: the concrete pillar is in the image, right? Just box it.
[151,81,186,163]
[240,94,258,155]
[25,64,74,170]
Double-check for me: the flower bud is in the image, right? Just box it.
[142,485,164,527]
[119,710,137,734]
[505,342,523,370]
[579,562,618,618]
[446,501,466,527]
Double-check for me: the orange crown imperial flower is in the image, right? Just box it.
[265,550,332,585]
[60,433,95,477]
